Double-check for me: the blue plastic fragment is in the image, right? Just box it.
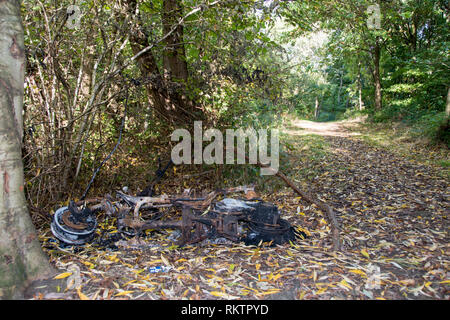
[148,266,171,273]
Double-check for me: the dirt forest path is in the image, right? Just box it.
[37,118,449,300]
[285,117,364,137]
[275,117,449,299]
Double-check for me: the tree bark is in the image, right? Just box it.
[162,0,189,84]
[127,0,198,125]
[358,61,364,111]
[337,69,343,106]
[314,96,321,120]
[0,0,53,299]
[128,30,172,122]
[373,38,383,110]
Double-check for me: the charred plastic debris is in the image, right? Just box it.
[50,185,308,249]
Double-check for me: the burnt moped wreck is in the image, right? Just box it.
[51,186,307,247]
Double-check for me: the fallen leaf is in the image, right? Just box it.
[361,249,370,259]
[77,288,90,300]
[115,290,134,297]
[53,272,72,279]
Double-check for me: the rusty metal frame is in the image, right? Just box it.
[114,186,258,245]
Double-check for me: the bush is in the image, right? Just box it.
[412,112,450,147]
[337,108,366,120]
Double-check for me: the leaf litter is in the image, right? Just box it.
[35,131,448,300]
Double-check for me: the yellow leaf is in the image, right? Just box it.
[272,273,282,281]
[242,285,259,293]
[316,287,327,295]
[83,261,95,269]
[123,280,136,287]
[77,288,90,300]
[210,291,225,298]
[115,291,134,297]
[106,254,119,262]
[299,290,306,299]
[349,269,367,277]
[296,227,311,236]
[361,249,370,259]
[339,279,352,290]
[132,269,145,275]
[210,291,239,299]
[54,272,72,280]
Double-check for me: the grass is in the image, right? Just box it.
[280,133,331,184]
[438,160,450,168]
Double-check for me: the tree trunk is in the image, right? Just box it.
[373,38,383,110]
[162,0,195,118]
[0,0,53,299]
[162,0,189,84]
[358,61,364,111]
[314,96,321,120]
[337,69,343,106]
[127,0,198,125]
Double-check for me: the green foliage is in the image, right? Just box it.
[412,112,450,146]
[279,0,449,146]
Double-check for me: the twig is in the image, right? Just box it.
[183,169,215,179]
